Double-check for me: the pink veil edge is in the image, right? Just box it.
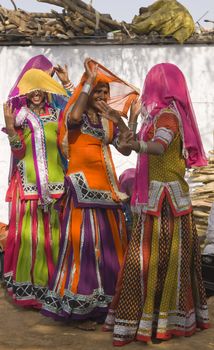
[131,63,208,208]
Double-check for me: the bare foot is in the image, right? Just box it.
[73,320,97,331]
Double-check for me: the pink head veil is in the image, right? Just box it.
[131,63,207,208]
[8,55,53,110]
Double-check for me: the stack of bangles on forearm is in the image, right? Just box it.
[8,133,22,149]
[63,80,75,91]
[138,140,148,153]
[82,82,91,95]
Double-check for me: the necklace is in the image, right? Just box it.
[29,102,46,115]
[87,111,100,125]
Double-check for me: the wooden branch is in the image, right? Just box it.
[51,10,69,30]
[10,0,17,11]
[65,0,96,14]
[4,24,17,30]
[31,12,56,18]
[36,0,65,8]
[73,13,97,31]
[61,0,122,29]
[37,0,121,31]
[64,17,82,33]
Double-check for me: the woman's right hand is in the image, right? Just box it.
[118,130,133,147]
[3,102,15,132]
[84,58,98,85]
[119,130,140,153]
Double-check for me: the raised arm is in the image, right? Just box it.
[67,58,98,125]
[3,102,26,159]
[128,98,141,134]
[53,64,74,93]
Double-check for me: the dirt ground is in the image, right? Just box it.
[0,282,214,350]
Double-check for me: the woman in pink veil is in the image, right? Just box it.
[8,55,53,99]
[6,54,74,180]
[3,54,74,308]
[8,54,74,111]
[101,63,209,345]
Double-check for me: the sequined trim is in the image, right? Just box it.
[15,107,64,199]
[17,161,64,196]
[43,288,112,316]
[132,181,192,215]
[81,114,105,140]
[68,172,119,207]
[4,273,47,303]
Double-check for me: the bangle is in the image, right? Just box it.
[8,134,22,149]
[128,122,138,133]
[82,82,91,95]
[8,134,19,142]
[138,140,148,153]
[63,80,74,90]
[115,137,120,149]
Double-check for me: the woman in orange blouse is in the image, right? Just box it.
[42,58,139,329]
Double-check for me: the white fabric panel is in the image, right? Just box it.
[0,45,213,221]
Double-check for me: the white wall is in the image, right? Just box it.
[0,45,213,222]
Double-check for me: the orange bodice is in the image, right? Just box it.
[66,115,127,207]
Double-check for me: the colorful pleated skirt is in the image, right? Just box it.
[42,194,127,321]
[4,189,61,308]
[104,198,209,345]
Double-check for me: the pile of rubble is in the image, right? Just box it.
[0,0,213,45]
[0,0,123,43]
[189,151,214,244]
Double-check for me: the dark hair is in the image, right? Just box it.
[93,81,110,92]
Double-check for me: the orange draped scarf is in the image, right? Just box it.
[58,59,140,158]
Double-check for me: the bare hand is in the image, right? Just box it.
[84,58,98,85]
[3,102,15,131]
[96,101,120,124]
[53,64,70,85]
[114,130,134,155]
[119,130,134,145]
[129,98,141,123]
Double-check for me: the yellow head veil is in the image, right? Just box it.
[17,68,67,97]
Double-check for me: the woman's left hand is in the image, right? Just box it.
[96,101,121,124]
[129,98,141,123]
[54,64,70,85]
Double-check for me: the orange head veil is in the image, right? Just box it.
[59,59,140,158]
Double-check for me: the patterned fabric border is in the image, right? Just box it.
[67,172,121,207]
[144,180,191,215]
[4,273,47,303]
[17,161,64,197]
[43,288,112,316]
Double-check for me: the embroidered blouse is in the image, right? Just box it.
[145,109,192,216]
[65,113,128,208]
